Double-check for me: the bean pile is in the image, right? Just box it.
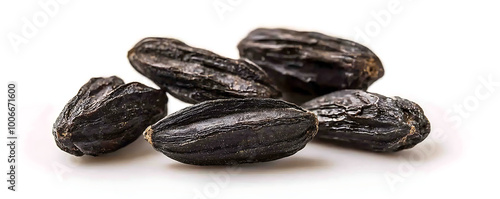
[52,28,431,165]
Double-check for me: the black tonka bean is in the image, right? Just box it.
[145,98,318,165]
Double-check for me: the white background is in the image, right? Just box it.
[1,0,500,198]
